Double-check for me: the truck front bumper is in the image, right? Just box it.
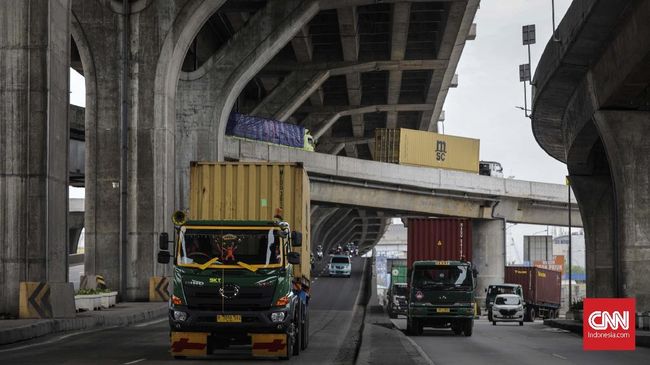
[169,306,292,335]
[408,305,474,325]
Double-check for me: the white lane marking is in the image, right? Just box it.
[0,326,119,353]
[134,318,167,327]
[124,358,146,364]
[552,353,567,360]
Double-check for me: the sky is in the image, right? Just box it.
[68,0,579,264]
[440,0,576,264]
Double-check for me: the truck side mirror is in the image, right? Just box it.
[484,288,488,293]
[157,251,171,264]
[159,232,169,250]
[291,231,302,247]
[287,252,301,265]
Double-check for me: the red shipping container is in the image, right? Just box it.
[407,218,472,269]
[505,266,561,307]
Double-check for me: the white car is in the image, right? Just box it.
[328,255,351,277]
[492,294,524,326]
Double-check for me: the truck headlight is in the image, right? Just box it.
[271,312,286,323]
[173,310,188,322]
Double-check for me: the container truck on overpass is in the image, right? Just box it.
[405,218,478,336]
[157,162,311,359]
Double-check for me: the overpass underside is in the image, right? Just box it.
[1,0,488,316]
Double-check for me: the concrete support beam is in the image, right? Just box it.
[344,144,359,158]
[338,6,363,139]
[251,70,328,121]
[291,26,313,62]
[311,104,434,139]
[0,0,70,315]
[472,219,505,306]
[263,59,447,74]
[594,111,650,310]
[386,2,411,129]
[419,0,479,131]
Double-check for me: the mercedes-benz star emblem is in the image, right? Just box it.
[219,284,240,299]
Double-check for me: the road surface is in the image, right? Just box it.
[0,256,365,364]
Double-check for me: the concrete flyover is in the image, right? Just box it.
[531,0,650,309]
[225,137,583,227]
[1,0,484,316]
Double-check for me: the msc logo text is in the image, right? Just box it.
[435,140,447,161]
[587,311,629,330]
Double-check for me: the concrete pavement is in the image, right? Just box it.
[390,317,650,364]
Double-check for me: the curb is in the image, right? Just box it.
[0,304,167,346]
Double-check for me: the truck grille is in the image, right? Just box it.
[183,284,276,311]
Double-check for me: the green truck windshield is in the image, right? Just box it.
[413,266,472,288]
[180,228,281,265]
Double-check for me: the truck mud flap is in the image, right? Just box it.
[250,333,288,358]
[170,332,209,357]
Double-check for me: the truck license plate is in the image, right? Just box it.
[436,308,450,313]
[217,314,241,323]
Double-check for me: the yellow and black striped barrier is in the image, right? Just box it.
[19,282,53,319]
[80,274,107,290]
[149,276,170,302]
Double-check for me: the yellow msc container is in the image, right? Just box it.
[374,128,479,173]
[188,162,311,281]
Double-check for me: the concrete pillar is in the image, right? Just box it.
[0,0,70,315]
[472,219,505,306]
[570,174,616,299]
[594,111,650,310]
[75,0,193,300]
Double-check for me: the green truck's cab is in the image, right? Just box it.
[158,216,309,359]
[406,260,477,336]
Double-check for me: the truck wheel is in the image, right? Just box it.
[487,309,493,322]
[281,325,295,360]
[292,306,301,356]
[519,321,524,326]
[452,323,462,335]
[463,320,473,337]
[528,308,536,322]
[407,319,421,336]
[492,321,496,326]
[300,303,309,350]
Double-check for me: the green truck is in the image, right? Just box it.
[406,260,477,336]
[157,162,311,359]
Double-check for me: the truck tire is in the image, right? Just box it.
[463,319,473,337]
[487,309,493,322]
[301,303,309,350]
[407,319,421,336]
[452,323,463,335]
[528,308,536,323]
[292,305,301,356]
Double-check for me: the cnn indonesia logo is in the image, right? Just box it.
[583,298,636,351]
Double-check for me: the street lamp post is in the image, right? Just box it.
[567,176,572,306]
